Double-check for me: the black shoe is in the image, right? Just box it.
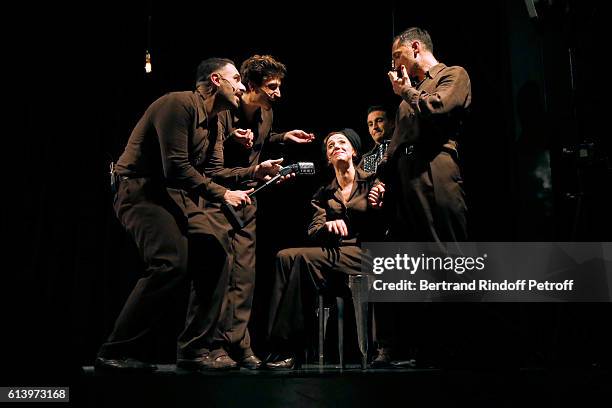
[94,357,157,373]
[238,355,263,370]
[177,353,238,371]
[370,348,393,368]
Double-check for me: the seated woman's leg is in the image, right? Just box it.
[267,246,365,364]
[267,247,311,348]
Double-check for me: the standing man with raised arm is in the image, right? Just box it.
[369,26,470,244]
[368,27,471,368]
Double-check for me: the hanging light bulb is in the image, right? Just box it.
[144,7,153,75]
[145,50,152,73]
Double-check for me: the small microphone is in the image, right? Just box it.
[279,162,315,176]
[250,162,316,196]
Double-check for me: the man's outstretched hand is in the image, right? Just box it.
[230,128,254,149]
[284,130,315,144]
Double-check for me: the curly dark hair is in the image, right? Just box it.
[240,55,287,90]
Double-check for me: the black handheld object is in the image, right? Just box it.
[391,59,403,79]
[221,202,247,230]
[250,162,315,196]
[222,162,316,230]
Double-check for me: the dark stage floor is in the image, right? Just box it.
[75,364,611,407]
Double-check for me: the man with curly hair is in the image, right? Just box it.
[208,55,315,369]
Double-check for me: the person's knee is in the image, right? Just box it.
[276,248,303,265]
[274,248,307,284]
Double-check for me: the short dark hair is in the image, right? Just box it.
[240,55,287,90]
[394,27,434,53]
[195,57,235,88]
[367,105,394,123]
[367,105,389,116]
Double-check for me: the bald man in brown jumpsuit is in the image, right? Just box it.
[369,27,471,368]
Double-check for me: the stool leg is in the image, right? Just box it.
[336,297,344,369]
[359,302,368,370]
[318,294,324,366]
[349,275,369,370]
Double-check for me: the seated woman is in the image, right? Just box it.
[266,128,385,369]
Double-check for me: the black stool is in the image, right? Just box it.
[315,274,370,369]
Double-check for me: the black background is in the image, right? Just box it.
[7,0,611,388]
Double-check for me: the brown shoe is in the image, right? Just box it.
[265,354,300,370]
[177,352,238,371]
[238,355,263,370]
